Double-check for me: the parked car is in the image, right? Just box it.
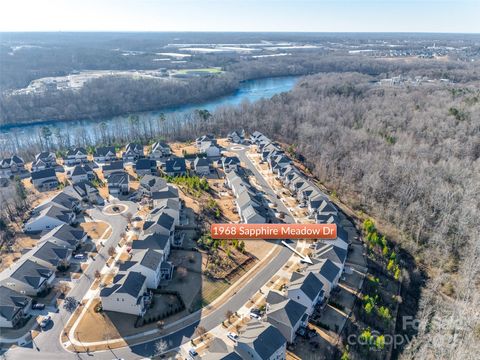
[74,254,85,260]
[227,332,239,342]
[40,315,51,329]
[32,303,45,310]
[249,312,261,320]
[188,348,198,358]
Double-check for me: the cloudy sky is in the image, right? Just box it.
[1,0,478,33]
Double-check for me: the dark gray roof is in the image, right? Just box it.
[151,186,178,200]
[31,168,56,180]
[194,157,210,167]
[133,233,169,251]
[50,191,79,208]
[32,241,72,267]
[313,258,341,283]
[71,165,87,176]
[317,245,347,266]
[139,175,167,191]
[0,286,31,321]
[135,249,163,270]
[266,292,307,329]
[45,224,85,246]
[125,143,143,153]
[238,321,286,359]
[165,158,186,173]
[94,146,116,157]
[201,338,242,360]
[135,159,156,170]
[107,171,129,185]
[10,260,53,289]
[100,271,146,298]
[103,160,124,172]
[66,147,87,156]
[289,272,324,301]
[222,156,240,165]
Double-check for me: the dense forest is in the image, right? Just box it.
[0,74,238,124]
[207,73,480,359]
[2,54,479,126]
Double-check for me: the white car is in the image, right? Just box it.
[249,312,261,320]
[40,315,51,329]
[74,254,85,260]
[227,332,239,342]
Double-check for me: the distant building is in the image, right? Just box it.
[164,158,186,177]
[64,147,88,166]
[193,157,210,176]
[0,155,25,178]
[94,146,117,163]
[135,159,157,177]
[150,141,171,161]
[107,172,129,195]
[31,168,59,191]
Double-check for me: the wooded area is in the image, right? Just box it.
[206,72,480,360]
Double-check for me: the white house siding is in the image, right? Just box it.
[101,294,144,316]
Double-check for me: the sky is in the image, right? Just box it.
[0,0,478,33]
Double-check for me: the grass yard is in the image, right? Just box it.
[80,221,110,239]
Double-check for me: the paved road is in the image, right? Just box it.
[5,147,297,360]
[4,202,137,359]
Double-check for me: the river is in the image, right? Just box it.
[0,76,299,148]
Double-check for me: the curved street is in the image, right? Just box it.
[5,145,299,360]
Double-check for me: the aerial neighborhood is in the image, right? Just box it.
[0,130,362,360]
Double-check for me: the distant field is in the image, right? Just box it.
[174,67,223,75]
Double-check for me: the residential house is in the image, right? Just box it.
[195,134,216,149]
[24,204,76,233]
[69,165,88,184]
[200,141,221,158]
[200,338,242,360]
[135,159,157,177]
[193,157,210,176]
[154,198,181,226]
[0,286,32,328]
[94,146,117,163]
[39,224,87,250]
[150,141,171,161]
[143,212,175,243]
[164,158,187,177]
[64,181,102,204]
[0,259,55,296]
[31,168,59,191]
[100,271,150,316]
[122,143,144,164]
[287,271,325,315]
[266,291,308,343]
[227,129,245,144]
[132,233,171,261]
[151,186,179,208]
[308,258,342,298]
[139,175,168,197]
[32,152,57,171]
[307,195,330,216]
[221,156,240,173]
[32,191,81,215]
[102,160,124,177]
[107,172,129,195]
[29,240,73,270]
[64,147,88,166]
[314,245,347,272]
[235,321,287,360]
[120,249,163,289]
[0,155,25,178]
